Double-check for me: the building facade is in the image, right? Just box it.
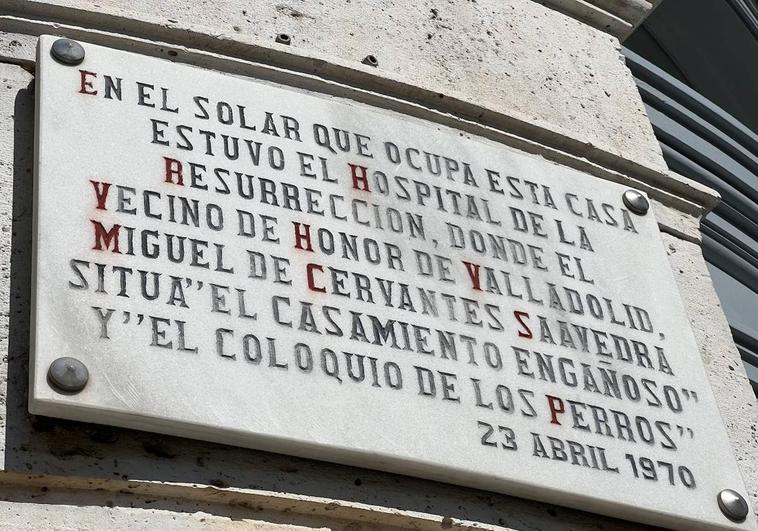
[0,1,756,529]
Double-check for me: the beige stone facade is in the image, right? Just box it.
[0,1,754,529]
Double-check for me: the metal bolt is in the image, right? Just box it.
[362,55,379,67]
[622,189,649,215]
[717,489,749,522]
[50,38,85,66]
[275,33,291,45]
[48,357,89,394]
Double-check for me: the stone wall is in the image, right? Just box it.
[0,1,754,529]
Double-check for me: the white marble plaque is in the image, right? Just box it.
[31,36,754,530]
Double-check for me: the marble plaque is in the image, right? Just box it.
[31,36,754,530]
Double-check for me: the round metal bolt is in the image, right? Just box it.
[362,54,379,67]
[275,33,291,45]
[48,357,89,394]
[50,38,85,66]
[717,489,749,522]
[622,189,649,215]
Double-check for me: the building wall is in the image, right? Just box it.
[0,1,755,529]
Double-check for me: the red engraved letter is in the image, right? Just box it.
[90,180,112,210]
[462,261,482,291]
[164,157,184,185]
[306,263,326,293]
[546,395,565,425]
[514,310,533,339]
[91,220,121,253]
[348,163,370,192]
[79,70,98,95]
[293,222,313,252]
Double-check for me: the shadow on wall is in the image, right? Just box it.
[2,81,656,531]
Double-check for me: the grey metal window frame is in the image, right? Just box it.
[624,48,758,395]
